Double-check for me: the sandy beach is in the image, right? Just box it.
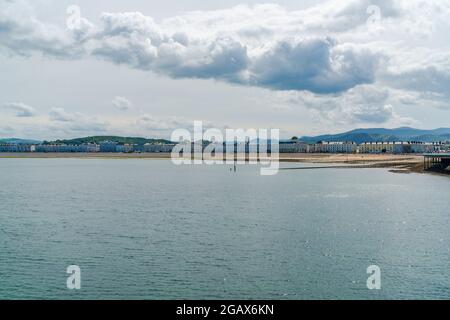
[278,153,426,173]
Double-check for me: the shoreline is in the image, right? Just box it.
[278,153,427,174]
[0,152,426,170]
[1,152,448,175]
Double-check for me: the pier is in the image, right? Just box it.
[424,153,450,171]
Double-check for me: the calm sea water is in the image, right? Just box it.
[0,159,449,300]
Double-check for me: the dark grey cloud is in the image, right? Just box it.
[0,1,383,94]
[249,39,379,93]
[159,38,250,82]
[92,33,378,93]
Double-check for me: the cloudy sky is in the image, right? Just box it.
[1,0,449,140]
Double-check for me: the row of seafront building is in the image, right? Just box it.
[0,140,449,154]
[280,140,448,154]
[0,141,176,153]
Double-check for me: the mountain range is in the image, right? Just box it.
[2,128,450,145]
[300,127,450,144]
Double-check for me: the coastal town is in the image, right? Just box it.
[0,139,449,154]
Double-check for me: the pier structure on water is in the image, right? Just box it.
[423,153,450,171]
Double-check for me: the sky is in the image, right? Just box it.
[0,0,450,140]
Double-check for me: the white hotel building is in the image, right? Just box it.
[358,141,442,154]
[311,141,358,153]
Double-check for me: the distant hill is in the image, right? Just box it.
[45,136,173,145]
[300,127,450,144]
[0,138,42,144]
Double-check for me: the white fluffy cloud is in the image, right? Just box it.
[2,102,35,117]
[112,96,132,111]
[48,107,108,134]
[137,114,219,133]
[272,84,419,127]
[49,107,75,122]
[1,0,450,134]
[0,0,408,94]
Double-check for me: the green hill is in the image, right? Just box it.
[45,136,172,145]
[0,138,42,144]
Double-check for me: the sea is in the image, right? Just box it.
[0,158,449,299]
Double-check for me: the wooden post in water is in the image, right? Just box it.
[234,138,237,172]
